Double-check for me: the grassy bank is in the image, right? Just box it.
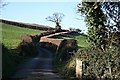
[68,32,90,48]
[1,23,45,49]
[1,23,45,78]
[2,44,25,78]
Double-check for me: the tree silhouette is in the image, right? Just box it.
[0,0,8,8]
[46,13,65,31]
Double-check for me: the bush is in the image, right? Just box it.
[2,43,24,78]
[75,47,120,79]
[62,47,120,79]
[55,39,78,62]
[40,42,57,53]
[56,46,77,62]
[17,42,37,57]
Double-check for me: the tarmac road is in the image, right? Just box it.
[11,45,65,80]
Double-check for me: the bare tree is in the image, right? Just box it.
[0,0,8,8]
[46,13,65,31]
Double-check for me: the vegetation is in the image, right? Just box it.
[2,43,24,78]
[51,31,90,48]
[46,13,65,31]
[40,42,57,53]
[75,47,120,79]
[2,23,44,49]
[55,1,120,80]
[0,0,8,8]
[1,1,119,80]
[51,35,72,39]
[2,42,37,78]
[77,2,120,50]
[64,47,120,79]
[2,23,44,78]
[78,2,108,50]
[68,32,90,48]
[17,42,38,57]
[61,1,120,80]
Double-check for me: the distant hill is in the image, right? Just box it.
[0,19,54,31]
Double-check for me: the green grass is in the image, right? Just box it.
[0,23,2,43]
[1,23,45,49]
[75,35,90,47]
[1,23,45,78]
[52,32,90,48]
[68,32,90,47]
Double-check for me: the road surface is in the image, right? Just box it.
[11,45,65,80]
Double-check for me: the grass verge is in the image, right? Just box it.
[1,23,44,78]
[2,44,25,78]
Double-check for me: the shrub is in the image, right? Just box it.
[75,47,120,79]
[2,43,24,78]
[53,40,78,78]
[63,57,76,77]
[17,42,37,57]
[40,42,57,53]
[56,46,77,62]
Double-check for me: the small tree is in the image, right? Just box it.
[46,13,65,31]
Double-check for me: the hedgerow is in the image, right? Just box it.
[74,47,120,79]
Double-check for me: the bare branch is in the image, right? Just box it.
[0,0,8,8]
[46,12,65,23]
[45,12,65,31]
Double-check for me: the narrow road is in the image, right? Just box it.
[11,45,65,80]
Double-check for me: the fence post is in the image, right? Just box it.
[76,58,82,80]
